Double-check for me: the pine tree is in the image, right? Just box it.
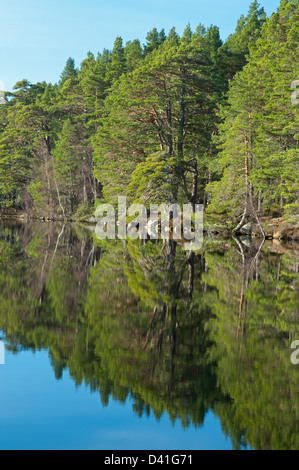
[52,119,82,214]
[106,36,126,84]
[79,51,110,127]
[144,28,166,55]
[203,26,223,64]
[59,57,78,87]
[207,0,299,226]
[167,27,180,45]
[220,1,267,78]
[124,39,143,72]
[0,81,50,208]
[181,23,192,44]
[92,38,221,205]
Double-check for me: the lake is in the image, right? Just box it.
[0,219,298,450]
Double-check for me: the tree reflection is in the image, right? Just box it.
[0,220,298,449]
[204,237,299,450]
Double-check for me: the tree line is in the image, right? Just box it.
[0,0,298,226]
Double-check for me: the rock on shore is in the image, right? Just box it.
[252,218,299,241]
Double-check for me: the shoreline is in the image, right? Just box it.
[1,210,299,242]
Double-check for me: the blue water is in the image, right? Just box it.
[0,344,232,450]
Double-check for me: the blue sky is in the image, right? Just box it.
[0,0,281,91]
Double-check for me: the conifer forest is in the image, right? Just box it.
[0,0,297,232]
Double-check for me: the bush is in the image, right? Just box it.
[74,203,93,221]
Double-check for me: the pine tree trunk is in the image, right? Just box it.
[233,134,265,238]
[233,141,250,233]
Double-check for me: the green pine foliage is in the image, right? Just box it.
[92,35,223,205]
[0,1,296,224]
[207,0,299,222]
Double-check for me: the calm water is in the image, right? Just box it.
[0,220,298,450]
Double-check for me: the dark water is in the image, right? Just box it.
[0,220,298,450]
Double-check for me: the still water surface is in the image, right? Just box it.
[0,220,298,450]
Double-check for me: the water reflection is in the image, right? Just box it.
[0,220,298,450]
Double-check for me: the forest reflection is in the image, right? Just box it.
[0,220,298,450]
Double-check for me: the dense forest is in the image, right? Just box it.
[0,0,298,230]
